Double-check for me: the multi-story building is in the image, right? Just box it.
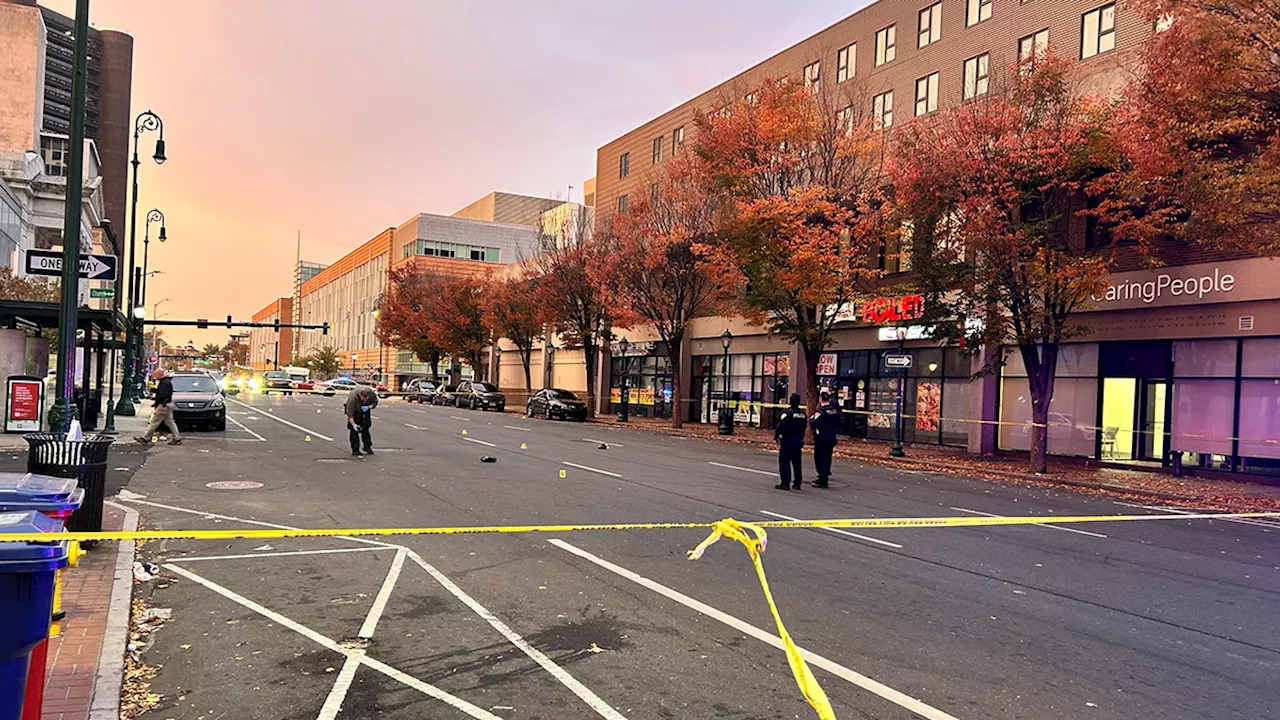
[452,191,564,228]
[248,297,293,372]
[580,0,1280,479]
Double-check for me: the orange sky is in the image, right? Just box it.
[44,0,863,346]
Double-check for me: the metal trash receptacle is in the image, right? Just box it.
[0,511,67,720]
[22,436,114,535]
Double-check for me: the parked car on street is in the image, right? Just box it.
[261,370,295,395]
[317,378,359,397]
[405,379,438,403]
[456,381,506,411]
[356,379,389,399]
[526,388,588,421]
[430,384,458,406]
[169,372,226,431]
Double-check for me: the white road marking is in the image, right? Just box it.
[463,436,496,447]
[562,461,622,478]
[406,552,626,720]
[116,497,400,550]
[450,415,470,421]
[504,425,531,432]
[168,547,390,563]
[227,398,334,442]
[709,461,774,476]
[949,507,1108,539]
[583,437,623,447]
[403,423,428,431]
[164,563,503,720]
[1115,501,1280,530]
[548,539,959,720]
[227,414,267,442]
[410,409,427,415]
[758,510,904,549]
[318,549,406,720]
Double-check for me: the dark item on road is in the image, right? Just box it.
[775,393,807,490]
[481,455,497,463]
[167,373,226,431]
[456,381,506,412]
[809,393,841,488]
[526,388,587,421]
[430,384,459,406]
[346,386,379,455]
[262,371,294,395]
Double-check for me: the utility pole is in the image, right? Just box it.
[48,0,91,434]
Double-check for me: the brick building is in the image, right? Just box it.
[248,297,293,372]
[577,0,1280,479]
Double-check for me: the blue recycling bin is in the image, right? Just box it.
[0,474,84,526]
[0,511,67,720]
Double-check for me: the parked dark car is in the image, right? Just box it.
[526,388,588,421]
[406,379,438,403]
[261,370,294,395]
[456,381,506,411]
[169,372,227,431]
[430,384,459,406]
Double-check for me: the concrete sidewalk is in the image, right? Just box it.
[599,415,1280,511]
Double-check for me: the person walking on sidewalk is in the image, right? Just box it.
[135,368,181,445]
[809,391,841,488]
[774,393,807,490]
[346,384,379,456]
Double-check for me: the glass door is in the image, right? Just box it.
[1100,378,1138,460]
[1138,380,1169,462]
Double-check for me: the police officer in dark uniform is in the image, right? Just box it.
[810,391,841,488]
[774,393,808,490]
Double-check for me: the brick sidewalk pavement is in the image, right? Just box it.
[38,504,128,720]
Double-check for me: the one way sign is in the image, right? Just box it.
[25,249,118,281]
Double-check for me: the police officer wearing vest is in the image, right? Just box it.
[774,393,808,490]
[810,390,841,488]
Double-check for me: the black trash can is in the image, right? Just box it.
[23,434,115,535]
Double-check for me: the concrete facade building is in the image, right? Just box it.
[248,297,293,372]
[452,191,563,228]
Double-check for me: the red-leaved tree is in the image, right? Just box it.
[606,152,733,427]
[891,55,1124,473]
[375,267,446,380]
[484,276,544,391]
[425,276,490,377]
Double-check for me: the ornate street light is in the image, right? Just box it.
[718,329,734,435]
[616,337,630,423]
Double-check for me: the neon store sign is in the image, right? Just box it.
[861,295,926,325]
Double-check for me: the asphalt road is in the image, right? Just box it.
[117,392,1280,720]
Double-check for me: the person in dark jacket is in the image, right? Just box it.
[809,391,842,488]
[135,368,181,445]
[774,393,807,490]
[346,385,379,456]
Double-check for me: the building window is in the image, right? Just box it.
[918,2,942,48]
[652,137,662,164]
[672,126,685,152]
[1018,28,1050,65]
[963,53,990,99]
[650,183,660,203]
[966,0,993,27]
[837,43,856,83]
[39,135,68,177]
[619,152,630,178]
[1082,4,1117,59]
[617,194,628,214]
[803,61,821,92]
[875,25,897,67]
[839,105,855,135]
[915,73,939,116]
[873,90,894,129]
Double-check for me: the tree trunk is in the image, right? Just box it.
[583,340,598,418]
[800,342,822,418]
[1020,341,1059,475]
[520,346,533,391]
[429,356,440,382]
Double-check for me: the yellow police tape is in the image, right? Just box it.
[11,510,1272,720]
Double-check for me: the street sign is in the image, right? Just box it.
[884,354,913,369]
[89,287,114,299]
[25,249,118,281]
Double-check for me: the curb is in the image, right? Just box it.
[591,419,1277,512]
[89,500,138,720]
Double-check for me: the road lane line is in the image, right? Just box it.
[709,461,774,476]
[950,507,1108,539]
[318,549,407,720]
[227,414,266,442]
[463,436,496,447]
[562,461,622,478]
[403,422,428,431]
[117,497,400,550]
[450,415,470,421]
[1116,501,1280,530]
[164,563,503,720]
[759,510,903,549]
[583,437,623,447]
[169,547,390,563]
[504,425,531,432]
[548,539,958,720]
[406,551,626,720]
[227,398,334,441]
[410,409,427,415]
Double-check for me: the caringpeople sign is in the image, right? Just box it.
[1084,258,1280,312]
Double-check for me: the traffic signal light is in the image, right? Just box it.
[226,315,233,328]
[273,318,280,333]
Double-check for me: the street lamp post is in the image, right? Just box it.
[718,329,734,435]
[616,337,630,423]
[889,327,907,458]
[114,109,167,417]
[140,209,165,310]
[351,354,358,377]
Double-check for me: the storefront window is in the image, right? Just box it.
[690,352,789,428]
[999,344,1099,457]
[1174,340,1237,377]
[609,347,672,419]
